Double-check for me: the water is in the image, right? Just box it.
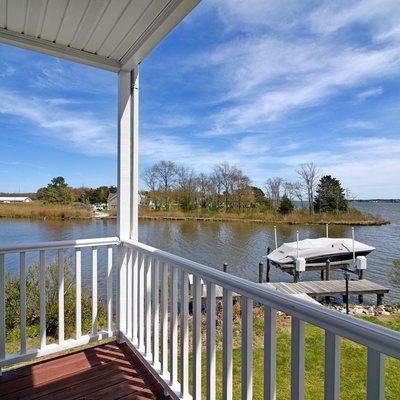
[1,201,399,303]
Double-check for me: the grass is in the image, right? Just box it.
[3,305,400,398]
[0,203,93,220]
[139,207,388,226]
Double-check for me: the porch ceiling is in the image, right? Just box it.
[0,0,199,72]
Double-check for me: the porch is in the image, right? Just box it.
[0,1,400,400]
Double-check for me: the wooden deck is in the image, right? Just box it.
[0,342,173,400]
[262,279,389,297]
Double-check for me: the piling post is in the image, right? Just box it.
[356,256,367,303]
[266,247,271,282]
[344,271,350,314]
[325,260,331,303]
[259,262,264,283]
[223,262,228,273]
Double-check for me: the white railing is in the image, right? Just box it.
[0,237,119,370]
[122,239,400,400]
[1,236,400,399]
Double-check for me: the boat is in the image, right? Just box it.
[267,238,375,267]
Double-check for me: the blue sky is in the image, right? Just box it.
[1,0,400,198]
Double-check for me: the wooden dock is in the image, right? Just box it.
[209,279,389,305]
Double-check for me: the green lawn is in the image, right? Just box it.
[194,310,400,400]
[4,308,400,399]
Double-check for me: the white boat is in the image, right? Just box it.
[267,238,375,267]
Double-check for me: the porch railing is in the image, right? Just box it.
[1,237,400,400]
[0,237,119,368]
[122,239,400,400]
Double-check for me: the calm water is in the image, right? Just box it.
[1,201,400,303]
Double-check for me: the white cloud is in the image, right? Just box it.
[357,87,383,101]
[0,89,115,155]
[195,1,400,137]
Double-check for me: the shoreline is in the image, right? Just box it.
[138,214,389,226]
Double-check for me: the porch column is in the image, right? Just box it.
[117,67,139,336]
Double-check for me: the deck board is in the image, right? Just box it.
[0,342,171,400]
[263,279,389,297]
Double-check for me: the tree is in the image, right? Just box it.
[153,161,177,210]
[297,163,319,216]
[278,195,294,214]
[37,177,75,204]
[313,175,348,212]
[143,166,161,210]
[251,186,271,210]
[265,177,284,208]
[176,167,197,211]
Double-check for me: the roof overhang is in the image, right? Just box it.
[0,0,200,72]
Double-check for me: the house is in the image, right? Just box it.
[107,192,117,210]
[0,2,397,400]
[0,196,32,203]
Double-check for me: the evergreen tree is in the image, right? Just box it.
[37,177,75,204]
[278,195,294,214]
[313,175,348,212]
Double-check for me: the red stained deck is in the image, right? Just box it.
[0,342,173,400]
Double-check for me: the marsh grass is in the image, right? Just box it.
[0,203,92,220]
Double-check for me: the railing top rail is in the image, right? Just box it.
[0,237,120,254]
[124,239,400,360]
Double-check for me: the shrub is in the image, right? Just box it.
[390,259,400,288]
[278,195,294,215]
[5,259,106,339]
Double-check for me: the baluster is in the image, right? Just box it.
[132,250,138,344]
[138,253,145,351]
[180,270,189,398]
[75,248,81,339]
[291,317,305,400]
[40,250,46,348]
[107,246,113,334]
[92,247,98,334]
[152,259,160,367]
[193,275,202,400]
[161,262,169,376]
[20,252,26,354]
[223,288,233,400]
[0,254,5,365]
[207,282,216,400]
[367,348,385,400]
[126,248,132,338]
[58,249,65,344]
[242,297,253,400]
[170,265,178,387]
[324,332,340,400]
[264,306,277,400]
[145,256,152,359]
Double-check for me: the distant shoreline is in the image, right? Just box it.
[0,203,390,225]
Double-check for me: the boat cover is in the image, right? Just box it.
[267,238,375,265]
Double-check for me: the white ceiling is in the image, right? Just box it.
[0,0,199,71]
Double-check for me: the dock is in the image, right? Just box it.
[208,278,389,305]
[263,279,389,305]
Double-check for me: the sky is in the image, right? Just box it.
[1,0,400,198]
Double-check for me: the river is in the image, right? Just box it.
[1,201,399,303]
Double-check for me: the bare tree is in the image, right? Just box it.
[153,160,177,210]
[265,177,284,207]
[176,166,197,210]
[143,166,160,209]
[283,181,304,207]
[213,162,234,212]
[297,163,319,216]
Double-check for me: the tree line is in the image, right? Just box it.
[143,161,349,215]
[37,177,116,205]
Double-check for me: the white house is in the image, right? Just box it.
[0,196,32,203]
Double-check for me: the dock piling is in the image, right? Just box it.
[223,263,228,273]
[266,247,271,282]
[259,262,264,283]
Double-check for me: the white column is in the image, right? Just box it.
[117,66,139,339]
